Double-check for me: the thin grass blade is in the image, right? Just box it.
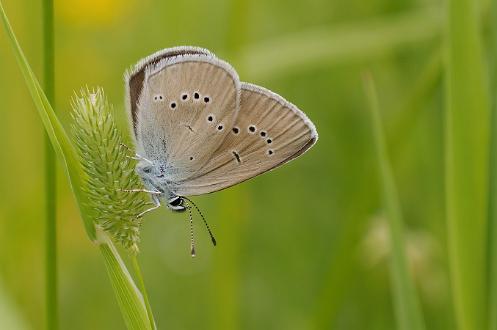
[42,0,57,328]
[131,257,156,330]
[487,0,497,328]
[445,0,490,328]
[364,74,425,330]
[98,230,152,330]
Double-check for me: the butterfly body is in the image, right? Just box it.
[125,46,318,213]
[135,159,186,211]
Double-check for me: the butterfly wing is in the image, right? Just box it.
[135,54,240,182]
[125,46,213,138]
[170,82,318,196]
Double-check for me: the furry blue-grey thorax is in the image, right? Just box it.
[136,160,186,212]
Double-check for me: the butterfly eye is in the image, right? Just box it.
[207,114,215,123]
[181,93,188,101]
[266,138,273,144]
[203,96,210,103]
[248,125,257,133]
[232,127,240,134]
[189,156,194,161]
[260,131,267,137]
[154,95,163,102]
[217,124,224,131]
[169,197,183,207]
[267,149,274,156]
[170,102,177,109]
[194,92,200,100]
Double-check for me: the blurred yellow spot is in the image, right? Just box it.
[56,0,140,26]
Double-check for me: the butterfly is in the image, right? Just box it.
[124,46,318,254]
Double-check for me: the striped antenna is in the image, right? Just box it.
[183,196,217,246]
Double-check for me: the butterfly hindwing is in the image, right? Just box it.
[135,54,240,182]
[170,82,318,196]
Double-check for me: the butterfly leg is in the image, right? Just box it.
[120,188,161,195]
[137,195,161,218]
[127,155,154,164]
[120,143,154,165]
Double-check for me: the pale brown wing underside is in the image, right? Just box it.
[135,55,240,182]
[170,82,318,196]
[125,46,212,137]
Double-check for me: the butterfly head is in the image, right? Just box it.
[167,196,186,212]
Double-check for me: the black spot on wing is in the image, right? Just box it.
[232,151,241,163]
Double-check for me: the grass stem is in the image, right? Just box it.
[131,256,156,330]
[364,73,425,330]
[445,0,489,328]
[42,0,57,329]
[487,0,497,328]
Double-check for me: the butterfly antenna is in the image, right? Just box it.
[183,197,217,246]
[187,206,196,257]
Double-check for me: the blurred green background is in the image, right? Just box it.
[0,0,461,329]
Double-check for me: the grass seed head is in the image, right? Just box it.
[71,87,148,254]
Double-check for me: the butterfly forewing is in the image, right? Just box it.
[170,82,318,196]
[136,55,240,181]
[125,46,212,137]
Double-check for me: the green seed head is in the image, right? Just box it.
[71,87,148,254]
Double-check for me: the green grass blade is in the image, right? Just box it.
[98,230,152,330]
[489,84,497,330]
[445,0,490,328]
[364,74,425,330]
[42,0,57,328]
[131,256,156,330]
[239,5,443,80]
[487,0,497,328]
[0,0,95,240]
